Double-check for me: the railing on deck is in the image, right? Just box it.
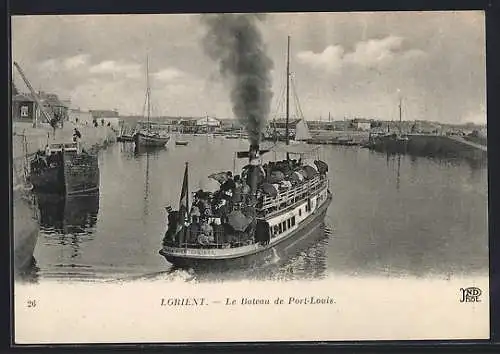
[259,174,327,215]
[165,228,256,250]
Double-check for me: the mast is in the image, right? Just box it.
[186,162,190,221]
[273,118,277,142]
[285,35,291,147]
[398,96,402,133]
[146,55,151,131]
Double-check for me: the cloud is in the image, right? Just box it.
[12,13,484,123]
[154,67,186,81]
[297,35,426,74]
[344,35,403,67]
[89,60,142,79]
[462,104,486,124]
[37,54,91,73]
[37,58,58,73]
[296,45,344,73]
[63,54,90,70]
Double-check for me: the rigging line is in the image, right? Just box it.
[272,68,286,120]
[142,89,148,119]
[291,76,305,120]
[290,74,300,119]
[271,56,288,120]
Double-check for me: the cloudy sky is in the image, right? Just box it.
[12,11,485,124]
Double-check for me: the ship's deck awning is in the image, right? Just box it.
[236,142,320,158]
[264,142,320,156]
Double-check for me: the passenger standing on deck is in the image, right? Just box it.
[73,128,82,142]
[221,171,235,192]
[232,176,243,209]
[49,117,58,136]
[190,204,200,224]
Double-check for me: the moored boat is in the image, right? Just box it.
[175,140,189,146]
[368,91,408,154]
[371,132,409,154]
[13,184,39,272]
[29,141,99,196]
[134,56,170,148]
[117,126,137,142]
[159,143,332,269]
[135,130,170,147]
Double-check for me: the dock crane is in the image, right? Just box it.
[13,61,54,127]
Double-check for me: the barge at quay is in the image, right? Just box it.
[29,141,99,196]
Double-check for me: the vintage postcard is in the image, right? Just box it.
[11,11,489,344]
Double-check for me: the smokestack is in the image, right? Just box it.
[247,143,261,196]
[200,14,273,147]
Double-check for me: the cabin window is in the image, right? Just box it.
[273,225,279,235]
[282,221,286,231]
[299,209,302,217]
[291,216,296,226]
[279,224,282,233]
[287,219,291,228]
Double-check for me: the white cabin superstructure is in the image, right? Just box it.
[262,175,329,245]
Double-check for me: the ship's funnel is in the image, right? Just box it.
[246,144,262,197]
[249,144,260,164]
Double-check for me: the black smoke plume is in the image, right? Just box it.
[200,14,273,146]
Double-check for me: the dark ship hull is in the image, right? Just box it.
[30,152,99,196]
[13,187,39,272]
[371,135,409,154]
[63,153,99,195]
[29,165,65,194]
[160,191,332,270]
[117,134,136,142]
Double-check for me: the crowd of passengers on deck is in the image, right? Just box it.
[164,157,327,248]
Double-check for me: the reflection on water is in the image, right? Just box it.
[38,193,99,235]
[34,192,100,280]
[28,138,488,282]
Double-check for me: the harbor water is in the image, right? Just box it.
[25,136,488,282]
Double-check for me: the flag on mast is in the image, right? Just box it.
[176,162,189,246]
[179,162,189,225]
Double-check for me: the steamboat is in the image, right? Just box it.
[159,35,331,269]
[159,143,332,269]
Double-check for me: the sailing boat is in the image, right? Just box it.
[264,37,311,143]
[135,57,170,148]
[371,94,409,154]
